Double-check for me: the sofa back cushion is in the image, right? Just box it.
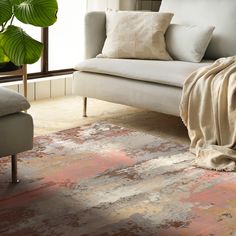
[166,24,215,62]
[160,0,236,59]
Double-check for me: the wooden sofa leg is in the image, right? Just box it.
[83,97,88,118]
[11,155,19,183]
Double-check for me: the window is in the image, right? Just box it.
[1,1,87,82]
[49,0,87,70]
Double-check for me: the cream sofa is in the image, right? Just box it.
[73,0,236,117]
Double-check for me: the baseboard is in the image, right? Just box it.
[0,74,73,101]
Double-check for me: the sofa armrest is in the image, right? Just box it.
[85,11,106,59]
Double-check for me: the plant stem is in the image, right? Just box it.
[0,20,9,32]
[10,16,15,25]
[0,15,13,32]
[3,20,8,28]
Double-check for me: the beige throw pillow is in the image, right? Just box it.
[99,11,174,60]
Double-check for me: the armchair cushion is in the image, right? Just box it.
[0,112,33,157]
[0,87,30,117]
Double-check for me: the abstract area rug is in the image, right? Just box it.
[1,122,236,236]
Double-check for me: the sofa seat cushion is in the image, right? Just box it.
[75,58,212,88]
[0,87,30,117]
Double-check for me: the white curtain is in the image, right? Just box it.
[86,0,137,11]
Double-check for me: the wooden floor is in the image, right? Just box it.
[29,96,189,144]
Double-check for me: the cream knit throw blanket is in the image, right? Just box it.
[180,56,236,171]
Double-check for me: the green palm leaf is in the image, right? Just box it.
[13,0,58,27]
[0,0,13,25]
[0,26,43,66]
[0,47,10,64]
[10,0,24,4]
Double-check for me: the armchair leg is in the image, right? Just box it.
[11,155,19,183]
[83,97,88,117]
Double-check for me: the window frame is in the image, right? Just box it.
[0,28,75,83]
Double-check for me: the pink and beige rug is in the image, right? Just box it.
[0,122,236,236]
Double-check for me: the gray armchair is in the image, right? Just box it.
[0,87,33,183]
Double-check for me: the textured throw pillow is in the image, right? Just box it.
[98,11,174,60]
[165,24,215,62]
